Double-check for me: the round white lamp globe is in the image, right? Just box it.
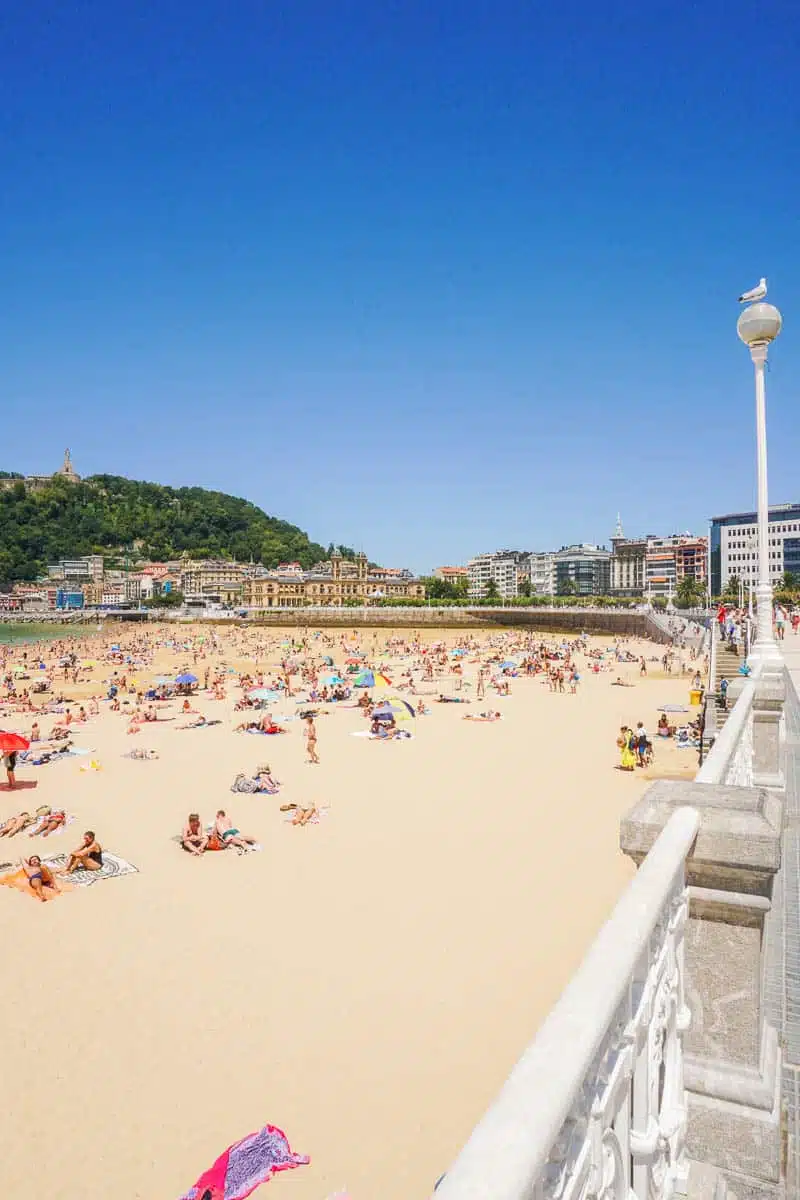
[737,302,783,346]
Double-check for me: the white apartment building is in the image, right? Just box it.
[467,550,528,600]
[525,552,555,595]
[711,503,800,595]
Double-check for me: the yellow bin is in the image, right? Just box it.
[689,688,703,706]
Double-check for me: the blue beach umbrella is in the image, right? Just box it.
[176,672,198,685]
[354,670,375,688]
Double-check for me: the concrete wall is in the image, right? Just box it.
[220,606,671,640]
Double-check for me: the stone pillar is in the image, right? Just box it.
[621,780,785,1199]
[752,671,785,789]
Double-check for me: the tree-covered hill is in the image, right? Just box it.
[0,473,330,584]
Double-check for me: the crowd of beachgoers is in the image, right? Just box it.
[0,618,703,1198]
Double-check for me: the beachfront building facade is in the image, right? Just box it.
[524,551,555,596]
[242,552,425,609]
[467,550,529,600]
[609,517,647,596]
[179,558,247,596]
[645,534,708,599]
[433,566,469,585]
[710,502,800,596]
[553,544,611,596]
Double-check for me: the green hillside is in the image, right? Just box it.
[0,473,333,584]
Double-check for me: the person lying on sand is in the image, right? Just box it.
[611,677,634,687]
[230,766,281,794]
[21,855,59,902]
[280,802,318,826]
[62,830,103,874]
[436,695,470,703]
[177,716,222,730]
[29,808,66,837]
[0,811,34,837]
[213,810,256,851]
[182,813,208,856]
[463,711,502,722]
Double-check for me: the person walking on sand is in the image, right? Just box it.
[304,714,320,764]
[635,721,648,767]
[476,668,485,700]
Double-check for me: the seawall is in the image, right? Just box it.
[181,607,673,642]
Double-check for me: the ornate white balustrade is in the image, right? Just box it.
[695,680,755,788]
[435,807,700,1200]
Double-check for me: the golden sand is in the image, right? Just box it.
[0,622,699,1198]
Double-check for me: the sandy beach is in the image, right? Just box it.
[0,622,701,1199]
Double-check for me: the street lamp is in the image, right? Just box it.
[737,297,783,667]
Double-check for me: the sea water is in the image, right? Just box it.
[0,623,104,646]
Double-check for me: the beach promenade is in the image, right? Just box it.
[0,623,697,1199]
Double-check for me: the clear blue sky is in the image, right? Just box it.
[1,1,797,573]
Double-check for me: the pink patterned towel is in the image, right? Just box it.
[179,1124,310,1199]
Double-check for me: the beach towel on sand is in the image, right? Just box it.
[179,1123,309,1199]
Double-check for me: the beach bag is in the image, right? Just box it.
[231,774,258,793]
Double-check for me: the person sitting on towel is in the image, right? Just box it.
[182,813,208,856]
[213,810,256,851]
[62,830,103,874]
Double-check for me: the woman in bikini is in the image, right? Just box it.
[304,715,320,764]
[21,855,59,901]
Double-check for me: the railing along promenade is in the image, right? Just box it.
[438,638,796,1198]
[436,808,700,1200]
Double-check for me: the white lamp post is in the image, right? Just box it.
[737,296,783,667]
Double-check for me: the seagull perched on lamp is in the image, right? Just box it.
[738,277,767,303]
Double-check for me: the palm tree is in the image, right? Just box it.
[676,574,705,609]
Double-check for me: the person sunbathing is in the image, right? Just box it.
[213,810,256,851]
[436,694,470,703]
[62,830,103,874]
[280,802,318,825]
[611,677,634,687]
[255,764,280,792]
[30,808,66,837]
[0,811,34,837]
[464,711,502,722]
[182,813,208,856]
[21,855,59,901]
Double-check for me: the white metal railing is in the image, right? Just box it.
[435,807,700,1200]
[695,679,755,786]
